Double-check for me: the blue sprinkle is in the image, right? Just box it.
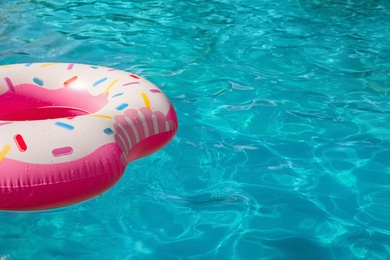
[93,77,107,87]
[116,103,128,111]
[112,92,124,98]
[90,65,99,69]
[25,63,32,67]
[104,128,114,135]
[33,77,44,86]
[55,122,75,131]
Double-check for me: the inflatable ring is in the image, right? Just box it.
[0,63,178,210]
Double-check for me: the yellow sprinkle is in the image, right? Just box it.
[40,63,57,68]
[141,92,151,109]
[0,65,11,69]
[0,145,11,163]
[89,114,113,119]
[103,79,119,95]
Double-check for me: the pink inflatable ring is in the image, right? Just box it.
[0,63,178,210]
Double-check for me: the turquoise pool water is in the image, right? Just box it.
[1,0,390,259]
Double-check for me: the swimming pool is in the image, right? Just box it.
[1,0,389,259]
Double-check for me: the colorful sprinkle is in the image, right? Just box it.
[116,103,129,111]
[55,122,75,131]
[63,76,78,87]
[0,145,11,163]
[67,64,74,70]
[4,77,15,92]
[25,63,32,67]
[41,63,56,68]
[103,79,119,95]
[103,128,114,135]
[141,92,151,109]
[90,65,99,69]
[13,134,27,152]
[0,65,11,68]
[112,93,124,98]
[130,74,140,79]
[0,122,13,127]
[150,89,162,93]
[89,114,113,119]
[33,77,44,86]
[123,82,140,86]
[52,147,73,157]
[93,77,107,87]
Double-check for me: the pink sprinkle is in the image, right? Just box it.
[4,77,15,92]
[52,146,73,157]
[150,89,161,93]
[0,122,13,127]
[122,82,140,86]
[67,64,74,70]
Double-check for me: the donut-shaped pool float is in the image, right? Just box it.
[0,63,178,211]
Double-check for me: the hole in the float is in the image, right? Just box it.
[0,82,108,121]
[0,106,90,121]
